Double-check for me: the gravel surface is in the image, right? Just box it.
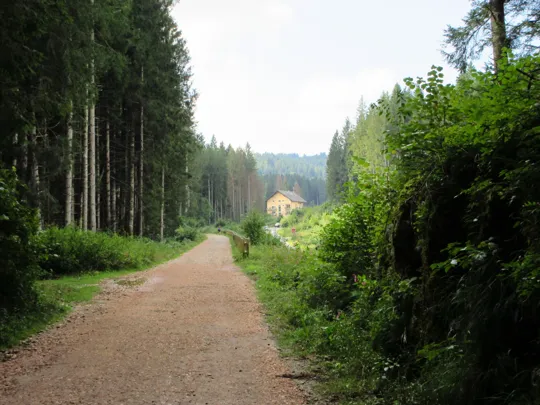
[0,235,306,405]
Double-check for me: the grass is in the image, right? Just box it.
[277,205,334,249]
[0,236,206,350]
[231,238,379,404]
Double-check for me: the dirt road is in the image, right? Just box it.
[0,235,306,405]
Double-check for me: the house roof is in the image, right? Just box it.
[270,190,307,203]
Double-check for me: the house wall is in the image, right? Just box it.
[266,192,304,217]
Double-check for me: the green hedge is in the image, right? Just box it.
[38,227,183,276]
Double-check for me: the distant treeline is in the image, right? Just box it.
[255,153,327,206]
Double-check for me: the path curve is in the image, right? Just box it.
[0,235,305,405]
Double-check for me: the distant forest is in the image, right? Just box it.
[255,153,327,206]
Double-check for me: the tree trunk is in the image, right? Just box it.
[160,167,165,241]
[112,174,117,232]
[207,178,211,224]
[89,3,96,231]
[139,67,144,236]
[248,174,251,211]
[30,125,42,230]
[21,134,28,182]
[89,103,96,231]
[129,129,135,236]
[232,181,235,221]
[490,0,507,70]
[106,120,111,229]
[83,95,89,230]
[185,161,190,214]
[12,133,18,168]
[65,103,74,226]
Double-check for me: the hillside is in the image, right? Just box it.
[255,153,327,205]
[255,153,327,179]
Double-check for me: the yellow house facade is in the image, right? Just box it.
[266,190,306,217]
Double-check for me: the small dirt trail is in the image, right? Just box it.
[0,235,306,405]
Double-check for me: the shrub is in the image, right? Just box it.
[38,227,179,276]
[175,226,200,242]
[241,210,266,245]
[0,168,41,311]
[259,232,281,246]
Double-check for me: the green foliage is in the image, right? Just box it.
[241,210,266,245]
[245,54,540,404]
[0,168,41,312]
[443,0,539,71]
[175,226,200,242]
[319,203,373,279]
[38,227,185,276]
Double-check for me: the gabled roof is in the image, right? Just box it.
[269,190,307,203]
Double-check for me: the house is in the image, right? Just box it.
[266,190,306,217]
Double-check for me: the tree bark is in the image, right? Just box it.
[138,67,144,236]
[160,167,165,241]
[106,119,111,229]
[248,173,251,211]
[21,134,28,182]
[89,1,96,231]
[83,93,89,230]
[12,133,18,168]
[208,178,211,224]
[129,128,135,236]
[185,161,190,214]
[98,118,102,230]
[65,103,74,226]
[112,171,117,232]
[30,125,42,230]
[489,0,507,70]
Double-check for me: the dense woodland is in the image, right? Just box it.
[190,137,266,223]
[0,0,199,241]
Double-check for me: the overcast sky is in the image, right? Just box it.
[172,0,472,155]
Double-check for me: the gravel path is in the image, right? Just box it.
[0,235,306,405]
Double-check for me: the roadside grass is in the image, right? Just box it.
[231,238,381,404]
[231,242,331,396]
[0,236,206,350]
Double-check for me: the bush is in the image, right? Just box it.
[175,226,200,242]
[259,232,282,246]
[38,227,179,276]
[0,168,41,311]
[241,210,266,245]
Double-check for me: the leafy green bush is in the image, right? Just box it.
[38,227,181,276]
[241,210,266,245]
[0,168,41,311]
[259,232,281,246]
[175,226,200,242]
[319,202,373,279]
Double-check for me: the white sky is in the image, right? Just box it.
[172,0,473,155]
